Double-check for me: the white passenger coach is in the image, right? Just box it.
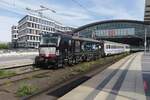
[103,41,130,56]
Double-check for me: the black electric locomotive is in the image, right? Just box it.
[35,33,103,68]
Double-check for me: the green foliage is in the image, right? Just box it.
[0,70,16,78]
[17,83,38,97]
[0,43,9,49]
[75,53,129,73]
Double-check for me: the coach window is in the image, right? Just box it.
[106,45,109,49]
[109,45,111,49]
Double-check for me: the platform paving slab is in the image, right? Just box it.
[59,53,147,100]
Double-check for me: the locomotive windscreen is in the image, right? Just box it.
[40,34,61,46]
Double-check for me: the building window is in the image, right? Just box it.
[33,36,35,40]
[33,17,35,22]
[31,23,33,28]
[39,19,41,23]
[28,22,31,27]
[36,18,38,22]
[37,24,39,29]
[35,24,37,28]
[36,30,39,34]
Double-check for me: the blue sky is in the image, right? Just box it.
[0,0,145,42]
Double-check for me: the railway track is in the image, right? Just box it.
[0,64,34,70]
[0,70,52,87]
[0,53,130,100]
[22,55,132,100]
[0,64,37,79]
[0,64,53,86]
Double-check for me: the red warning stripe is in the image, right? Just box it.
[144,80,148,91]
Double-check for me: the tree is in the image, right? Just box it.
[0,43,9,49]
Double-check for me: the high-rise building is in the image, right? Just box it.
[144,0,150,22]
[14,14,74,48]
[11,25,18,48]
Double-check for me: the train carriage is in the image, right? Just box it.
[35,32,130,68]
[103,41,130,56]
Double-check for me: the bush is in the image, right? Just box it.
[74,53,129,73]
[17,83,38,97]
[0,43,9,49]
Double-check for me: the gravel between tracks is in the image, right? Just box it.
[0,54,129,100]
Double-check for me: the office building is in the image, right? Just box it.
[15,14,74,48]
[11,25,18,48]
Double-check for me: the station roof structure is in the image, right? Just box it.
[73,20,150,33]
[72,20,150,47]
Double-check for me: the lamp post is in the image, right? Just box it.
[144,27,147,54]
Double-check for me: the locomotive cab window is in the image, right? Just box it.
[40,34,61,46]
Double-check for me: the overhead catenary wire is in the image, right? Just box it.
[0,0,81,27]
[0,0,16,7]
[71,0,91,13]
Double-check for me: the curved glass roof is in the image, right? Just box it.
[74,20,149,33]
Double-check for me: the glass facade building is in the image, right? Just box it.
[74,20,150,47]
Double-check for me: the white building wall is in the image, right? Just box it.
[17,14,74,48]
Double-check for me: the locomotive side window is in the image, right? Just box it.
[81,43,85,51]
[81,42,86,51]
[92,43,99,50]
[84,42,92,51]
[69,40,72,46]
[60,37,71,48]
[92,44,96,50]
[75,40,81,53]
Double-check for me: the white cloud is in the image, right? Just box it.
[0,0,94,41]
[0,0,93,26]
[0,0,145,25]
[90,0,144,20]
[0,0,145,42]
[134,0,145,19]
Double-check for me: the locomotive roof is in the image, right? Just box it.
[72,36,100,43]
[44,32,101,43]
[42,33,129,45]
[42,32,72,37]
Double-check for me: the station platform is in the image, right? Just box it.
[59,52,150,100]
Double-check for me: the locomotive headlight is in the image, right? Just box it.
[99,46,101,49]
[45,53,49,57]
[56,50,59,56]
